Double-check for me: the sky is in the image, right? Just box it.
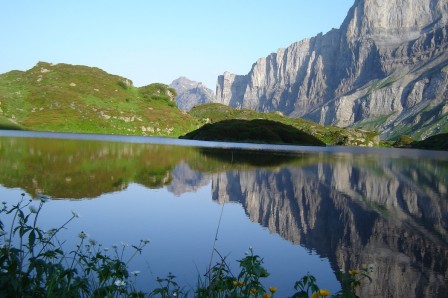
[0,0,354,90]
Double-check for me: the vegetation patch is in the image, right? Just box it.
[188,104,380,147]
[410,132,448,151]
[0,62,197,137]
[180,119,327,146]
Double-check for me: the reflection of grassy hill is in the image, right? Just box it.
[188,104,380,146]
[0,137,198,198]
[181,119,326,146]
[0,62,197,136]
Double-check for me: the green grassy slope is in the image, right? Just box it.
[180,118,326,146]
[188,103,380,146]
[0,62,198,136]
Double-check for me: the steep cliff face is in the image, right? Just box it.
[215,0,448,140]
[170,77,215,111]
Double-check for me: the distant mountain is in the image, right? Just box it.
[0,62,197,136]
[170,77,215,111]
[215,0,448,141]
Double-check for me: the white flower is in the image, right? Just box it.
[112,244,118,249]
[114,279,126,287]
[121,241,129,247]
[78,231,88,239]
[368,264,375,272]
[46,228,57,236]
[71,210,80,218]
[29,206,38,213]
[131,270,140,276]
[37,194,50,203]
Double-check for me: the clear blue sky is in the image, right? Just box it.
[0,0,354,89]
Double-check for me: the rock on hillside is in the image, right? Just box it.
[170,77,215,111]
[215,0,448,140]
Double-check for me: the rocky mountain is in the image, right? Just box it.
[170,77,215,111]
[215,0,448,140]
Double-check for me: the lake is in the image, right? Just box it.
[0,130,447,297]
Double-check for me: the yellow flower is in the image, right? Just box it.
[269,286,277,293]
[312,289,331,297]
[232,280,244,287]
[250,288,258,295]
[263,294,271,298]
[349,269,360,276]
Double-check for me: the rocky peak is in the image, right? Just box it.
[170,77,215,111]
[342,0,448,44]
[214,0,448,140]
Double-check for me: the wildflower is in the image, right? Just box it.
[368,264,375,272]
[71,210,80,218]
[250,288,257,295]
[89,239,97,246]
[348,269,360,276]
[104,247,109,252]
[1,269,7,273]
[29,206,38,213]
[112,244,118,249]
[38,194,50,202]
[121,241,129,247]
[114,279,126,287]
[46,228,57,236]
[233,280,244,287]
[78,231,88,239]
[141,239,150,245]
[131,270,141,276]
[2,201,6,205]
[263,294,272,298]
[312,289,331,298]
[269,286,277,293]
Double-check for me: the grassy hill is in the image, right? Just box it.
[180,118,327,146]
[0,62,197,136]
[187,103,380,146]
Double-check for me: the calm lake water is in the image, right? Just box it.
[0,130,447,297]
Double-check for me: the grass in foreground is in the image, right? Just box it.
[0,195,373,297]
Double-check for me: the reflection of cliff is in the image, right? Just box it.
[167,162,211,196]
[210,157,448,298]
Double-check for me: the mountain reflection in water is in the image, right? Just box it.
[0,133,447,297]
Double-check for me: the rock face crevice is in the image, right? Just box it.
[215,0,448,139]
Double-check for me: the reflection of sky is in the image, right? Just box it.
[0,183,339,297]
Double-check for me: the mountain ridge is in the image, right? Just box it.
[214,0,448,141]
